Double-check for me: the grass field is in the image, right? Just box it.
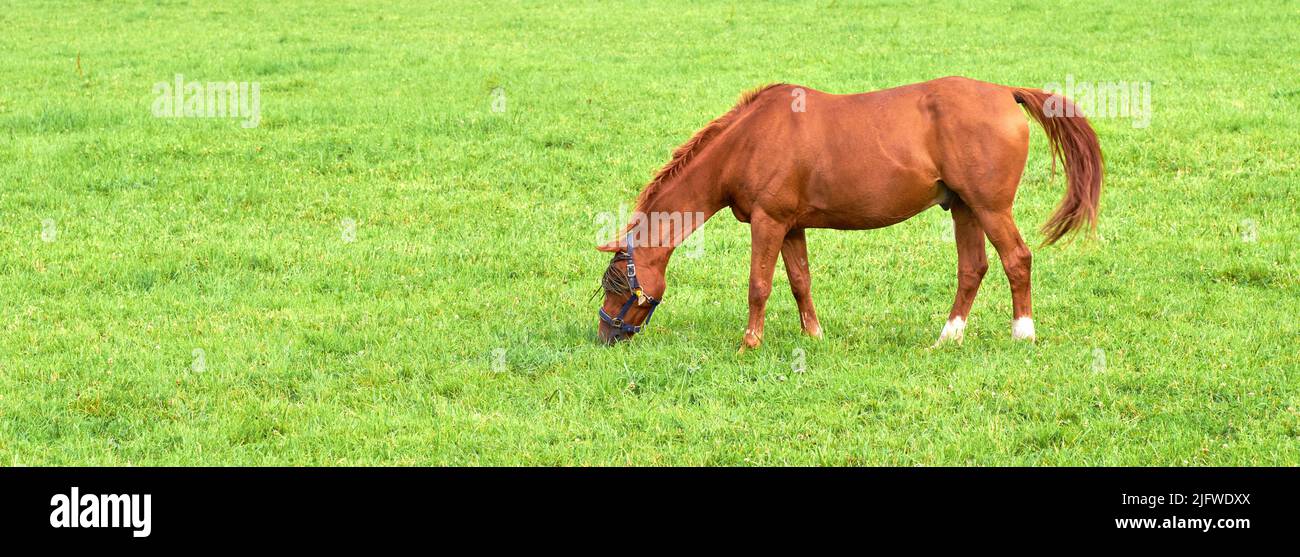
[1,1,1297,465]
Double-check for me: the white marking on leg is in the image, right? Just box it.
[800,312,823,338]
[932,316,966,347]
[1012,317,1036,341]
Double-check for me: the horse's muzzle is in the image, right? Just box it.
[597,324,629,345]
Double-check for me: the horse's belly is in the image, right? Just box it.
[800,175,945,230]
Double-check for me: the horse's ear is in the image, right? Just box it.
[596,239,624,252]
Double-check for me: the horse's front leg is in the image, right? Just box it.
[741,213,788,351]
[781,228,822,338]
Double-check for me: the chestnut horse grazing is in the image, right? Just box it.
[596,77,1102,348]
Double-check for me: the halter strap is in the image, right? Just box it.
[598,232,661,337]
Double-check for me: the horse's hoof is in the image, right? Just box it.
[739,329,762,352]
[931,316,966,348]
[1012,317,1036,341]
[803,325,824,339]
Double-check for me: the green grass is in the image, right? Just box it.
[1,0,1297,465]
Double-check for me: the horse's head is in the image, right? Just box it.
[595,234,662,345]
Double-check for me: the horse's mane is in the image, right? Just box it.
[632,83,786,211]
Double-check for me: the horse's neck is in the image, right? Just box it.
[627,169,726,271]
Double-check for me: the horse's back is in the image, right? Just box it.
[720,82,943,228]
[718,78,1029,229]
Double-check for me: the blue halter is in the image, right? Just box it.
[599,232,661,337]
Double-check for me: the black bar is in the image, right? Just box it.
[2,467,1291,546]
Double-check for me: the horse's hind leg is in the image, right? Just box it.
[971,206,1036,341]
[932,198,988,347]
[781,228,822,338]
[935,99,1033,341]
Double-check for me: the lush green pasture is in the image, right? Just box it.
[0,1,1296,465]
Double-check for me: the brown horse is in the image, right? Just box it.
[596,77,1102,348]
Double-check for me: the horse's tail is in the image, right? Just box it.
[1011,88,1104,245]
